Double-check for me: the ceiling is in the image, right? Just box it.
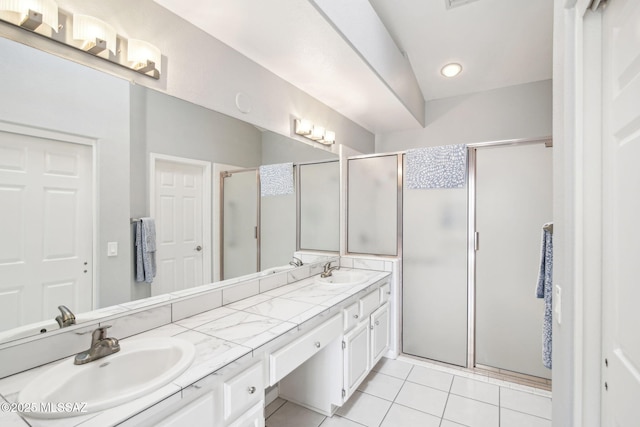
[153,0,553,134]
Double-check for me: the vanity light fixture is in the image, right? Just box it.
[310,125,325,141]
[128,39,161,77]
[441,62,462,78]
[294,119,313,136]
[73,14,116,55]
[0,0,58,31]
[322,130,336,145]
[294,118,335,145]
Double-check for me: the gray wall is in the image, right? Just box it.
[129,85,264,300]
[261,131,337,165]
[375,80,552,152]
[0,37,131,308]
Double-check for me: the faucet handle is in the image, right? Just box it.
[91,325,112,344]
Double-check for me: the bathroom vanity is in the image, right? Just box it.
[0,261,393,427]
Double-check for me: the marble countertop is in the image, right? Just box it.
[0,269,390,427]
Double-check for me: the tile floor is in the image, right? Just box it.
[265,357,552,427]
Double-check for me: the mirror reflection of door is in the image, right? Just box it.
[151,155,211,296]
[0,129,93,331]
[220,169,259,280]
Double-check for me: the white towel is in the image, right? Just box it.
[135,218,157,283]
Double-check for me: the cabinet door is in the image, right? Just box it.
[343,321,370,400]
[155,392,216,427]
[227,401,264,427]
[370,303,390,367]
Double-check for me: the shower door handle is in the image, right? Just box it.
[474,232,480,251]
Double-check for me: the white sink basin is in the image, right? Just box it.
[316,270,368,285]
[18,337,195,418]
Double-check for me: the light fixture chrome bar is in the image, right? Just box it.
[81,37,107,55]
[19,9,42,31]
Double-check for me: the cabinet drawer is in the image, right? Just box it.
[224,362,264,422]
[270,314,342,385]
[227,401,264,427]
[360,290,380,319]
[343,302,361,331]
[379,282,391,304]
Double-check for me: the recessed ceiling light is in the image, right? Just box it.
[441,63,462,78]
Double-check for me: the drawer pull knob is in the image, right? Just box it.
[375,320,380,326]
[248,386,256,394]
[353,314,359,319]
[314,341,321,348]
[386,291,391,295]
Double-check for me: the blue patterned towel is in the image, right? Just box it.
[405,144,467,189]
[135,217,157,283]
[536,225,553,369]
[260,163,294,197]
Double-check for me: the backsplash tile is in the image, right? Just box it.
[106,305,172,340]
[172,290,222,322]
[222,280,260,305]
[259,273,287,293]
[288,266,311,283]
[0,323,96,379]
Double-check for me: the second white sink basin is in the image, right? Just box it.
[18,336,195,418]
[316,270,368,285]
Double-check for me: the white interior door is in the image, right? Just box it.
[152,157,210,296]
[601,0,640,423]
[0,130,92,331]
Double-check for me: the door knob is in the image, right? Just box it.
[195,245,202,252]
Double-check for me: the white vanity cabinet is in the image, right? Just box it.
[370,302,390,367]
[223,362,265,426]
[342,321,370,398]
[120,360,265,427]
[341,284,391,403]
[154,393,216,427]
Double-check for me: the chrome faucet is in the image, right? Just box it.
[74,326,120,365]
[289,257,303,267]
[55,305,76,328]
[320,261,340,278]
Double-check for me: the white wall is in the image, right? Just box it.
[375,80,552,152]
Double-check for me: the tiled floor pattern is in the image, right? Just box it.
[266,357,552,427]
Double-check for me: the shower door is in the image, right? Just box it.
[473,142,552,379]
[220,169,259,280]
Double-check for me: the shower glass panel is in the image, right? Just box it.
[299,160,340,252]
[261,169,296,270]
[221,169,259,280]
[347,155,398,255]
[474,143,552,379]
[402,154,468,366]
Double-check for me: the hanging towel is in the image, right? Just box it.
[135,217,157,283]
[536,224,553,369]
[405,144,467,189]
[259,162,294,196]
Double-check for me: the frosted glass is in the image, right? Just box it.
[299,161,339,252]
[222,170,258,279]
[347,156,398,255]
[402,155,468,366]
[261,188,296,270]
[475,143,552,379]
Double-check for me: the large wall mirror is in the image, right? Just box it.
[0,36,339,343]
